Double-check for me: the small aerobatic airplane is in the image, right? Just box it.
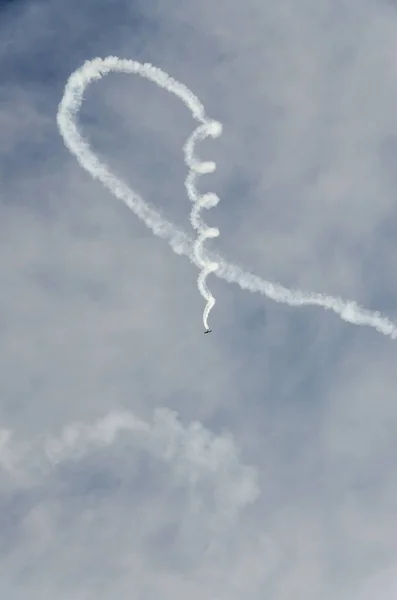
[204,329,212,334]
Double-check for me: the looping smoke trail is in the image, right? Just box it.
[184,122,222,329]
[57,56,220,330]
[57,56,397,340]
[184,121,222,330]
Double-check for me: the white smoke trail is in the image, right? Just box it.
[184,122,222,330]
[57,56,397,339]
[57,56,221,331]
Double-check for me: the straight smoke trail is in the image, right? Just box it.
[57,56,397,340]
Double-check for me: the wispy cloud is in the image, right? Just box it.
[1,0,397,598]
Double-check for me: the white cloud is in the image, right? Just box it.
[1,0,397,598]
[0,408,259,598]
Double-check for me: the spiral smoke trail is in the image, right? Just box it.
[57,56,397,340]
[184,122,222,330]
[57,56,221,331]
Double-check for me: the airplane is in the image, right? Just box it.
[204,329,212,334]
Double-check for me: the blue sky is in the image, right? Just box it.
[1,0,397,598]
